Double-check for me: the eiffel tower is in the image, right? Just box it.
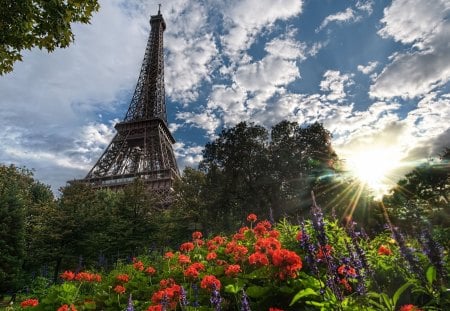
[77,7,180,203]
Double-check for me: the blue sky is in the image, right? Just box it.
[0,0,449,196]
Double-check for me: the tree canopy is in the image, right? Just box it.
[0,0,99,74]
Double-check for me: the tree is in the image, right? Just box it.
[0,165,56,293]
[0,0,100,74]
[384,150,450,230]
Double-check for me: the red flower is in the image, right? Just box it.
[337,265,357,277]
[60,270,75,281]
[272,248,303,279]
[164,251,174,259]
[253,221,272,237]
[20,298,39,308]
[116,274,130,283]
[74,272,101,282]
[200,275,221,291]
[206,252,217,261]
[159,278,176,288]
[378,245,392,256]
[247,213,257,222]
[399,304,423,311]
[147,305,163,311]
[178,254,191,264]
[57,304,77,311]
[114,285,126,294]
[269,308,284,311]
[248,252,269,266]
[180,242,195,252]
[192,231,203,240]
[145,266,157,276]
[269,229,280,239]
[225,241,249,262]
[339,278,352,292]
[225,264,241,277]
[184,266,200,279]
[296,231,303,241]
[254,237,281,255]
[316,244,333,261]
[133,260,145,271]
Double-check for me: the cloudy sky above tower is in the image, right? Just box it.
[0,0,449,195]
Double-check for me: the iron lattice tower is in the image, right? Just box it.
[80,9,180,203]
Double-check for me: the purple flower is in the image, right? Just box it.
[210,284,222,311]
[126,294,134,311]
[180,286,188,307]
[240,289,251,311]
[420,228,447,284]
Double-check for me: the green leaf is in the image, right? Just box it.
[225,283,243,294]
[426,265,437,285]
[393,281,412,307]
[290,288,319,306]
[246,285,271,298]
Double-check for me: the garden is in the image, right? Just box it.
[7,198,449,310]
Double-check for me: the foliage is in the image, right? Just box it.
[9,205,449,311]
[0,165,54,293]
[383,151,450,235]
[0,0,100,74]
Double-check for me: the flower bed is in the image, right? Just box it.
[12,207,449,310]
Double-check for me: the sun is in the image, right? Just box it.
[345,148,401,199]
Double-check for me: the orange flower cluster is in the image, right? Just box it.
[272,248,303,279]
[20,298,39,308]
[114,285,126,294]
[225,241,249,262]
[57,304,77,311]
[399,304,423,311]
[184,262,205,279]
[225,264,241,277]
[200,275,221,291]
[247,213,257,222]
[316,244,333,261]
[180,242,195,252]
[178,254,191,264]
[145,266,157,276]
[133,260,145,271]
[150,278,181,310]
[378,244,392,256]
[116,274,130,283]
[60,271,101,282]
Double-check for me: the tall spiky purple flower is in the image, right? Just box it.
[126,294,134,311]
[420,228,447,284]
[392,227,426,284]
[240,289,251,311]
[179,286,188,307]
[210,284,222,311]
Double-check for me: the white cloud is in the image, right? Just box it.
[265,37,308,60]
[357,61,378,74]
[319,70,353,102]
[207,85,248,126]
[163,2,219,103]
[371,0,450,99]
[173,142,204,169]
[220,0,303,57]
[316,7,357,32]
[235,55,300,92]
[356,0,374,15]
[176,110,221,136]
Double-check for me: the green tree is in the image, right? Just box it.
[384,149,450,233]
[0,165,55,293]
[0,0,100,74]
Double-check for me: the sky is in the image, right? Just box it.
[0,0,449,196]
